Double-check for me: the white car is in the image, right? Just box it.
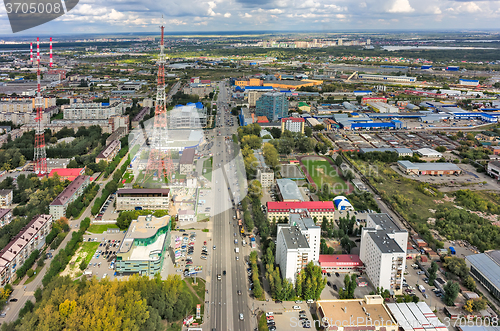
[293,306,301,310]
[266,312,274,317]
[239,313,244,320]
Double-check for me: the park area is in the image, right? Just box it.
[300,156,349,192]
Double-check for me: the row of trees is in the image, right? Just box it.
[249,251,264,299]
[339,274,358,299]
[91,156,129,216]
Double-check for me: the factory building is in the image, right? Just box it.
[358,74,417,83]
[466,250,500,301]
[397,161,462,176]
[459,79,480,87]
[276,178,304,202]
[359,147,413,157]
[415,148,442,160]
[360,213,408,295]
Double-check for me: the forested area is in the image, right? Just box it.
[4,274,195,331]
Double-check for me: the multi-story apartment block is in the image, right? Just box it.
[0,209,12,227]
[63,102,124,120]
[116,189,170,211]
[281,117,305,133]
[255,92,289,122]
[276,209,321,282]
[95,140,121,163]
[257,167,274,189]
[0,190,13,207]
[0,214,53,285]
[359,213,408,295]
[49,175,90,220]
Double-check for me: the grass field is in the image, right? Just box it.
[80,242,100,266]
[203,157,213,181]
[302,158,349,191]
[258,313,268,331]
[87,223,119,234]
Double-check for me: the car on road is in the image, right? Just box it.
[201,255,207,260]
[217,274,221,280]
[223,270,226,275]
[239,313,244,321]
[335,272,340,277]
[9,298,17,302]
[293,306,301,310]
[332,284,338,291]
[237,290,242,295]
[275,300,282,304]
[295,300,303,304]
[213,245,216,250]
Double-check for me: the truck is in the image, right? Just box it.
[418,285,425,293]
[235,247,239,253]
[250,235,256,248]
[449,246,456,255]
[84,270,93,277]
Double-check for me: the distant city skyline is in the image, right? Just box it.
[0,0,499,35]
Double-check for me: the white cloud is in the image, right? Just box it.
[387,0,414,13]
[224,12,232,17]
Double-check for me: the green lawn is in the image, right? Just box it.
[87,223,119,234]
[302,159,349,191]
[80,242,100,266]
[186,278,206,301]
[202,157,213,181]
[24,266,43,285]
[258,313,268,331]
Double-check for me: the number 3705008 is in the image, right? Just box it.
[443,316,499,327]
[5,2,62,14]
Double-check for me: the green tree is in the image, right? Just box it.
[335,155,343,167]
[463,275,476,291]
[443,281,460,306]
[304,126,313,137]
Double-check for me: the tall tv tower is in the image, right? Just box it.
[144,25,174,185]
[34,37,47,176]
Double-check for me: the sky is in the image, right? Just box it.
[0,0,500,35]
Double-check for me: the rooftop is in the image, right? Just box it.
[368,231,405,254]
[48,168,85,179]
[317,295,393,327]
[288,210,318,230]
[180,148,196,165]
[276,178,304,201]
[368,213,403,233]
[96,140,120,159]
[282,117,305,123]
[280,226,309,250]
[267,201,335,211]
[117,188,170,196]
[398,161,461,172]
[0,209,11,219]
[50,175,89,206]
[318,254,362,267]
[0,189,12,197]
[466,251,500,292]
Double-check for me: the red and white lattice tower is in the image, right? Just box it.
[144,26,174,184]
[34,37,47,176]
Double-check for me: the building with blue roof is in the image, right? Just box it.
[333,196,354,211]
[459,79,479,86]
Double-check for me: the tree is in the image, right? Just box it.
[443,280,460,306]
[335,155,343,167]
[313,124,325,131]
[435,146,446,153]
[428,261,438,287]
[463,275,476,291]
[472,298,487,312]
[304,126,313,137]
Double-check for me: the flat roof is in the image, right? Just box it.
[318,254,362,267]
[466,251,500,292]
[368,232,404,254]
[180,148,196,165]
[117,188,170,196]
[267,201,335,212]
[368,213,403,232]
[279,226,309,250]
[318,296,393,327]
[276,178,304,201]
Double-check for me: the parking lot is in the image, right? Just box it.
[95,192,116,221]
[320,271,374,300]
[263,302,316,331]
[82,232,125,280]
[168,229,211,279]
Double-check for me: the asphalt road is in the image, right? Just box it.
[209,81,252,331]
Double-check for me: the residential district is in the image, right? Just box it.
[0,31,499,331]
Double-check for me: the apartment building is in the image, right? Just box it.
[255,92,289,122]
[49,175,90,220]
[95,140,121,163]
[179,148,195,175]
[116,189,170,211]
[0,209,12,227]
[359,213,408,295]
[63,102,124,120]
[0,214,53,285]
[0,190,13,207]
[257,167,274,189]
[276,209,321,282]
[281,117,305,133]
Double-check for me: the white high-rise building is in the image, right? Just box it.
[359,213,408,295]
[276,209,321,283]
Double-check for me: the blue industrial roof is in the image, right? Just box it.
[392,120,403,123]
[351,122,394,128]
[102,103,110,106]
[245,86,273,90]
[354,90,372,93]
[466,252,500,293]
[460,79,479,82]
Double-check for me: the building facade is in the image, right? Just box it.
[49,175,91,220]
[179,148,195,175]
[267,201,335,224]
[95,140,121,163]
[0,214,53,285]
[281,117,305,133]
[0,209,12,227]
[397,161,462,176]
[487,161,500,180]
[255,92,289,122]
[168,103,207,129]
[276,210,321,282]
[466,250,500,301]
[63,102,124,120]
[116,188,171,211]
[0,190,13,207]
[115,214,171,276]
[257,167,275,188]
[359,213,408,295]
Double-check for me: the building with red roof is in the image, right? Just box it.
[48,168,85,181]
[266,201,334,224]
[256,116,269,123]
[281,117,305,133]
[318,254,363,273]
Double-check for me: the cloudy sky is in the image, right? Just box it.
[0,0,499,35]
